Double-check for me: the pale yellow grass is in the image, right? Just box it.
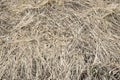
[0,0,120,80]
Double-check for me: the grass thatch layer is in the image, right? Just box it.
[0,0,120,80]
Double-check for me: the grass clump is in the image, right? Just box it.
[0,0,120,80]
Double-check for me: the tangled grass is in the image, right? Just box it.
[0,0,120,80]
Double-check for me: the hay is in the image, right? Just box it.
[0,0,120,80]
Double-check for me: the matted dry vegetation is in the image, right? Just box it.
[0,0,120,80]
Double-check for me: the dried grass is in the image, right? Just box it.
[0,0,120,80]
